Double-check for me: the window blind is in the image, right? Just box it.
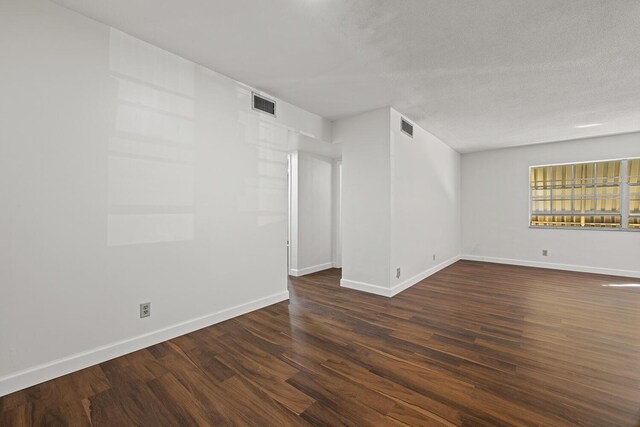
[530,159,638,230]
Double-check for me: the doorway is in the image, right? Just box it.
[287,149,341,279]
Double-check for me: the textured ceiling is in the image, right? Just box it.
[51,0,640,152]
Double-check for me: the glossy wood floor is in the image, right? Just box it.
[2,261,640,426]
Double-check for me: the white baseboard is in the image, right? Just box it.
[340,278,394,297]
[0,291,289,397]
[341,255,462,298]
[289,262,334,277]
[461,255,640,279]
[389,255,462,296]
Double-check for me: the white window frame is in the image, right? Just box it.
[529,157,639,231]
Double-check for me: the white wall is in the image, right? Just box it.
[332,160,343,268]
[390,108,461,292]
[333,108,392,291]
[335,107,462,296]
[0,0,331,396]
[462,132,640,277]
[289,152,334,276]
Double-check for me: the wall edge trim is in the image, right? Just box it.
[0,291,290,397]
[341,255,462,297]
[461,255,640,278]
[340,278,393,297]
[389,255,462,296]
[289,262,334,277]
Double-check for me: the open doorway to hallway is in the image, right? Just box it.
[286,135,342,281]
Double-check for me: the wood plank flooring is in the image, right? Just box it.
[2,261,640,426]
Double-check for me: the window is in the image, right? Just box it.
[630,159,640,229]
[530,158,639,230]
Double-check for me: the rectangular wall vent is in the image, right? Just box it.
[401,118,413,137]
[252,92,276,116]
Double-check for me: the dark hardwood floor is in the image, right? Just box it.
[2,261,640,426]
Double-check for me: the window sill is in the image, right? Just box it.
[529,226,639,232]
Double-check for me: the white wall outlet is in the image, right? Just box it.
[396,267,401,279]
[140,302,151,318]
[542,249,548,256]
[433,254,436,261]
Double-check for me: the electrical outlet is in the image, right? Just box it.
[542,249,548,256]
[140,302,151,318]
[396,267,401,279]
[433,254,436,261]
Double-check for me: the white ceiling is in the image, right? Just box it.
[52,0,640,153]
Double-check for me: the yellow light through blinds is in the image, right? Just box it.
[530,160,622,228]
[629,159,640,229]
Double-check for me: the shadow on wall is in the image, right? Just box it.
[106,29,290,247]
[236,118,289,228]
[107,28,196,246]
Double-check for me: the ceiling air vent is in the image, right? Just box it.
[252,92,276,116]
[401,118,413,137]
